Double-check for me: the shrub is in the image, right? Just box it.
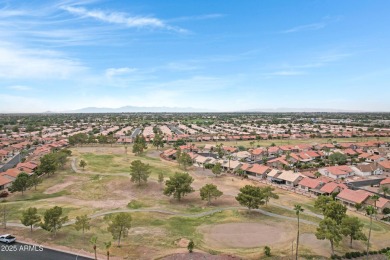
[0,191,9,198]
[345,252,352,259]
[127,200,145,209]
[264,246,271,257]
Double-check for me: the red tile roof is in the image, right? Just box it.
[380,178,390,185]
[337,189,372,204]
[298,177,323,189]
[320,182,347,194]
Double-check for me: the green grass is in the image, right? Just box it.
[193,136,390,149]
[127,200,148,209]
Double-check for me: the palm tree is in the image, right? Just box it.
[380,186,389,198]
[227,154,233,173]
[371,194,380,208]
[294,205,304,260]
[90,236,98,260]
[365,206,377,260]
[104,241,112,260]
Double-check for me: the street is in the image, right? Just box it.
[0,242,93,260]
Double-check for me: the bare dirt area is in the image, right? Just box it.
[199,222,294,248]
[162,252,240,260]
[47,196,130,209]
[300,233,330,256]
[44,175,78,194]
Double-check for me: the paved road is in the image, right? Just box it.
[0,242,92,260]
[130,128,141,139]
[0,148,35,172]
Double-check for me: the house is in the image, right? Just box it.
[245,164,271,178]
[0,175,12,190]
[267,146,282,156]
[266,169,282,182]
[378,161,390,173]
[234,151,251,160]
[250,148,266,161]
[376,197,390,213]
[274,171,304,187]
[319,166,355,179]
[267,157,290,169]
[354,163,383,176]
[17,161,38,173]
[194,155,210,168]
[162,149,177,159]
[222,160,242,172]
[336,189,373,207]
[298,178,324,192]
[317,182,347,196]
[380,178,390,188]
[1,168,22,181]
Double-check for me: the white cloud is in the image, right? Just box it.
[266,71,306,76]
[105,67,138,77]
[7,85,32,91]
[62,6,186,32]
[0,42,86,79]
[282,22,326,33]
[0,94,44,112]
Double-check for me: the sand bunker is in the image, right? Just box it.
[200,222,293,248]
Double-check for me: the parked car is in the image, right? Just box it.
[0,234,16,244]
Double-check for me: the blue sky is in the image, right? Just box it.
[1,0,389,112]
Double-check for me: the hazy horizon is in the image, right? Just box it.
[1,0,390,112]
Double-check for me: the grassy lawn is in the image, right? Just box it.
[193,136,389,148]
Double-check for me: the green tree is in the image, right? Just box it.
[79,160,87,170]
[20,207,40,233]
[158,172,164,185]
[163,172,194,201]
[38,153,58,177]
[235,185,265,210]
[40,206,68,237]
[315,218,342,255]
[107,212,132,246]
[341,216,367,248]
[179,152,193,170]
[264,246,271,257]
[132,136,147,155]
[9,172,30,195]
[90,236,98,260]
[104,241,112,260]
[365,206,377,260]
[187,240,194,253]
[294,205,304,260]
[354,203,363,211]
[211,162,222,177]
[329,152,347,165]
[152,134,164,150]
[74,214,91,238]
[314,196,333,214]
[314,171,322,178]
[129,160,151,185]
[323,201,347,225]
[200,184,223,205]
[261,186,279,206]
[380,186,389,198]
[28,173,42,191]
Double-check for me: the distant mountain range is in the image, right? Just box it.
[240,107,363,113]
[65,106,213,113]
[61,106,372,113]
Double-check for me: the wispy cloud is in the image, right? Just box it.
[282,22,326,33]
[168,13,225,23]
[105,67,137,77]
[61,6,187,33]
[265,70,306,76]
[7,85,32,91]
[281,16,341,33]
[0,42,86,79]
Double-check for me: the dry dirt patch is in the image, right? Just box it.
[200,222,294,248]
[44,175,78,194]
